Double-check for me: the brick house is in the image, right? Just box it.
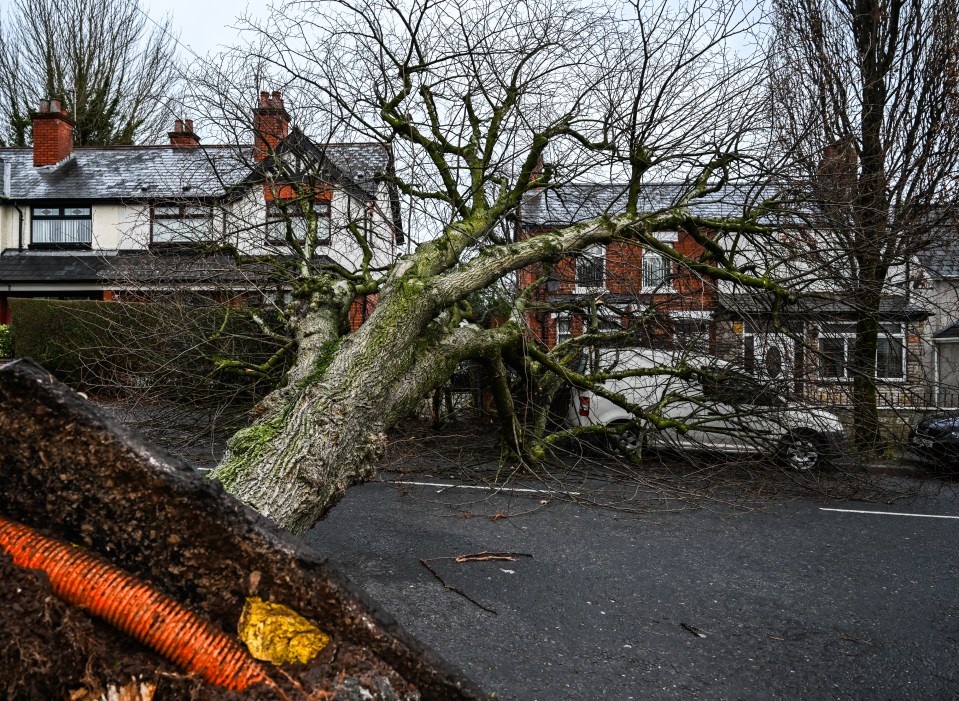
[516,183,730,353]
[0,92,402,326]
[516,182,937,408]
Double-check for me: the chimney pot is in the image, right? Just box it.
[168,116,200,148]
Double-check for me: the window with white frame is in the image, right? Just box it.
[642,252,671,291]
[266,199,331,245]
[877,323,906,380]
[555,314,572,345]
[575,245,605,290]
[31,204,92,246]
[151,204,215,243]
[819,322,905,381]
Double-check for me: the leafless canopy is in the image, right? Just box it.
[764,0,959,446]
[0,0,182,146]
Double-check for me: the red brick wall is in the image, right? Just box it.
[32,111,74,167]
[606,241,644,293]
[348,294,378,331]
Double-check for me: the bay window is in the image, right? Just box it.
[819,322,905,381]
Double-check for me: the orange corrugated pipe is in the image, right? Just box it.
[0,515,269,692]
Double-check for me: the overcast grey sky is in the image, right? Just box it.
[144,0,263,58]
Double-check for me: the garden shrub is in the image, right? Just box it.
[0,324,13,358]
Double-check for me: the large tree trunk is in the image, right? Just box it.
[211,266,519,534]
[850,298,882,451]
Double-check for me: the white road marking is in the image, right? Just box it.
[392,480,580,496]
[820,508,959,520]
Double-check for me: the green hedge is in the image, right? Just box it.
[0,324,13,357]
[9,298,287,403]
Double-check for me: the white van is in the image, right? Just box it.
[568,348,847,469]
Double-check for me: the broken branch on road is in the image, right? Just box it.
[419,558,498,614]
[419,551,534,614]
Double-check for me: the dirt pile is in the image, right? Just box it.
[0,359,485,701]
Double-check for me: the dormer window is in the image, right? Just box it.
[151,204,216,244]
[30,205,92,247]
[266,199,331,246]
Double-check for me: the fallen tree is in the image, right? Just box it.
[183,0,792,533]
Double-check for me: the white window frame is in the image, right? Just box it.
[818,322,906,382]
[876,322,907,381]
[555,313,572,345]
[641,252,672,293]
[574,244,606,293]
[151,204,216,244]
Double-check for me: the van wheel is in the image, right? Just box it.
[608,422,644,456]
[778,433,822,471]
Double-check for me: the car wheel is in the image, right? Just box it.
[608,422,644,456]
[779,433,822,471]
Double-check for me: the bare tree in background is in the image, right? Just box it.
[766,0,959,450]
[0,0,181,146]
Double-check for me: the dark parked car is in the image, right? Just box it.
[909,412,959,467]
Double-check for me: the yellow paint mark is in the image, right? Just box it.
[238,597,330,665]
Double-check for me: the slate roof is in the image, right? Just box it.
[0,146,251,201]
[717,292,930,320]
[0,250,104,283]
[917,220,959,279]
[0,139,393,203]
[518,183,775,228]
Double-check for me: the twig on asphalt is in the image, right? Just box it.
[419,558,498,614]
[453,551,533,563]
[680,622,707,638]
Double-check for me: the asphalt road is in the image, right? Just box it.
[305,478,959,700]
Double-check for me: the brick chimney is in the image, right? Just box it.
[168,118,200,148]
[253,90,289,162]
[31,99,75,167]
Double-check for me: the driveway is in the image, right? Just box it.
[306,478,959,700]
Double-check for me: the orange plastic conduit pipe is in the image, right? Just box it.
[0,515,269,691]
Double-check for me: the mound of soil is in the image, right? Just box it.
[0,359,483,701]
